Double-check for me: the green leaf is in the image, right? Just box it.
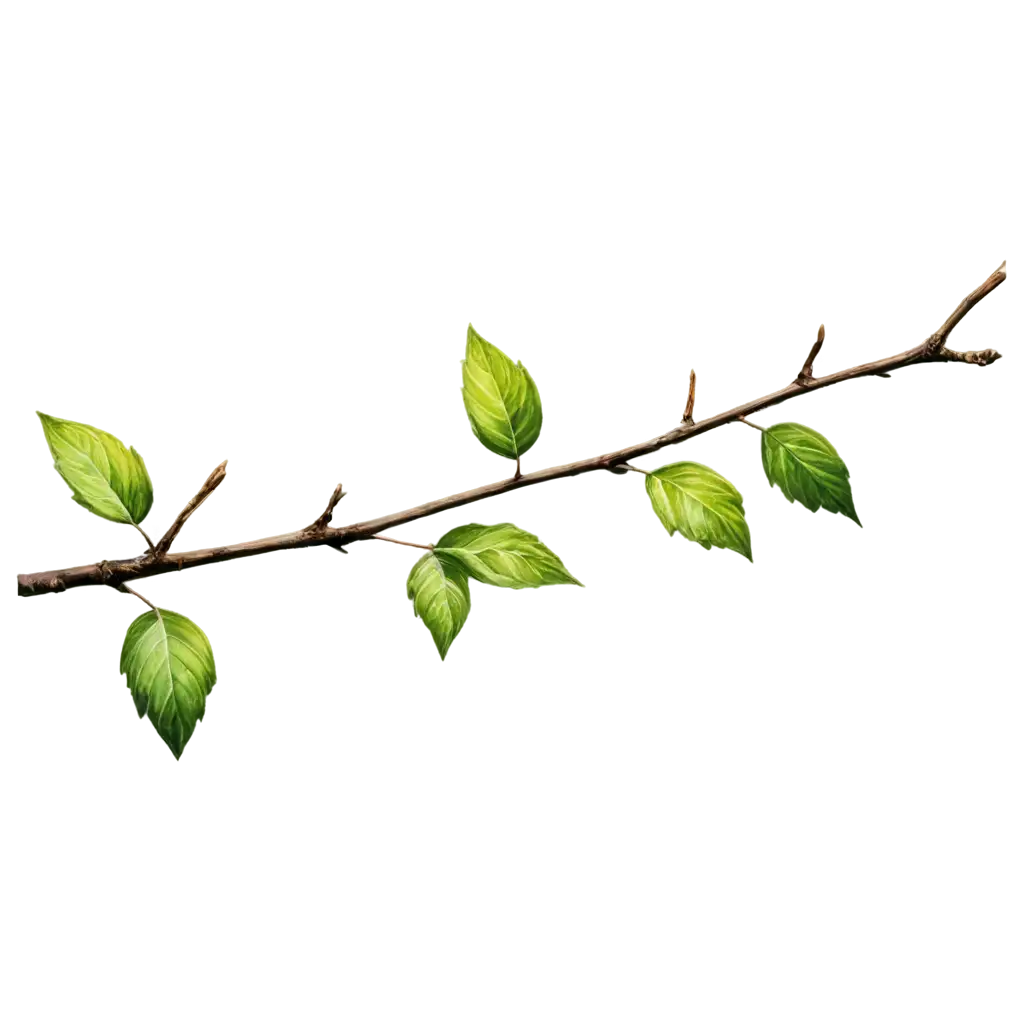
[461,325,542,461]
[646,462,752,561]
[37,412,153,525]
[407,552,472,660]
[761,422,861,525]
[119,609,216,759]
[435,523,582,589]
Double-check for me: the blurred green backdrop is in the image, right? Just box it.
[2,9,1024,1024]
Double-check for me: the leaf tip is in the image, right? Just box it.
[163,737,186,761]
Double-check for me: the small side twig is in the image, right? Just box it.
[796,324,826,384]
[154,461,228,556]
[309,483,346,532]
[682,369,696,425]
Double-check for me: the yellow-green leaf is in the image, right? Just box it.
[38,412,153,525]
[120,609,216,759]
[646,462,752,560]
[461,326,542,461]
[435,523,582,589]
[407,552,471,660]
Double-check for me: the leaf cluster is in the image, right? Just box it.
[34,328,861,758]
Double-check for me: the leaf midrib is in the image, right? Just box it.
[485,346,520,454]
[468,353,521,457]
[654,472,742,530]
[770,428,843,483]
[59,448,136,523]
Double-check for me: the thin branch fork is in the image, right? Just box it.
[17,262,1006,599]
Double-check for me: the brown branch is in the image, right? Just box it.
[17,263,1006,598]
[153,461,228,556]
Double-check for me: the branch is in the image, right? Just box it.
[17,263,1006,598]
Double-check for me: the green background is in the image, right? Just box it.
[2,6,1024,1015]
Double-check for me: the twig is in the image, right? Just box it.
[682,370,696,425]
[17,263,1006,598]
[154,461,228,556]
[797,324,826,384]
[308,483,346,532]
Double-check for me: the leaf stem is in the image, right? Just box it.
[369,535,434,551]
[134,524,156,554]
[119,584,160,617]
[737,416,767,432]
[621,463,650,475]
